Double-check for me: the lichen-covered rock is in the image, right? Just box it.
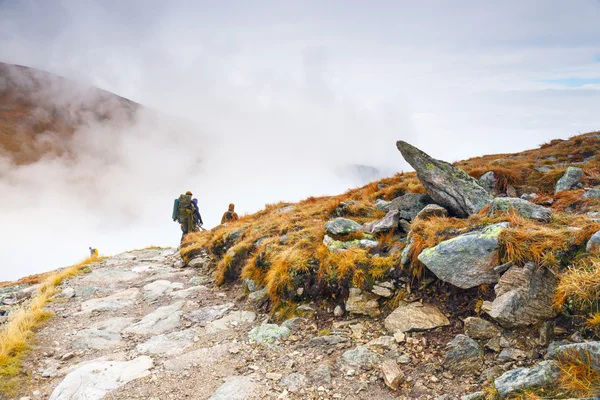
[325,218,363,236]
[374,199,391,210]
[414,204,448,222]
[248,324,291,347]
[486,263,557,328]
[489,198,552,223]
[478,171,497,193]
[442,334,484,375]
[463,317,501,340]
[494,361,560,398]
[382,193,436,220]
[587,230,600,255]
[340,346,383,368]
[384,301,449,334]
[345,288,380,317]
[546,341,600,374]
[364,209,400,234]
[582,188,600,199]
[323,235,379,251]
[555,166,584,194]
[418,223,509,289]
[396,141,493,217]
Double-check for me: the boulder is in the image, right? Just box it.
[463,317,501,340]
[478,171,497,193]
[418,223,509,289]
[555,167,584,194]
[248,324,290,347]
[587,231,600,254]
[345,288,380,317]
[383,193,436,220]
[384,301,449,334]
[547,341,600,374]
[486,263,557,328]
[364,209,400,234]
[396,141,493,217]
[340,346,383,368]
[494,361,560,398]
[380,359,404,390]
[375,199,390,210]
[414,204,448,221]
[442,334,484,375]
[489,198,552,223]
[582,188,600,199]
[324,218,363,236]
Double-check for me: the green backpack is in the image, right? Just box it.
[176,194,192,222]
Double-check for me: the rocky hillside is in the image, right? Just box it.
[1,132,600,399]
[0,62,138,164]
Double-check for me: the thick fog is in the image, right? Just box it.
[1,1,600,280]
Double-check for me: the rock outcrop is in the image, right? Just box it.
[396,141,493,217]
[382,193,435,220]
[384,301,449,334]
[488,198,552,223]
[555,166,584,193]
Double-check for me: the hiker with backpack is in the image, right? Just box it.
[173,191,200,241]
[192,198,204,228]
[221,203,239,224]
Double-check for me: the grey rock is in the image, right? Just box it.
[546,341,600,374]
[72,329,124,351]
[142,280,183,303]
[520,193,538,201]
[375,199,391,210]
[308,335,349,347]
[494,360,560,398]
[539,321,554,347]
[345,288,380,317]
[185,303,234,324]
[281,318,305,332]
[226,228,246,245]
[340,346,383,368]
[333,305,344,317]
[489,198,552,223]
[396,141,493,217]
[364,209,400,234]
[124,301,184,335]
[442,334,484,375]
[78,288,139,314]
[383,193,436,220]
[164,344,229,372]
[384,301,450,334]
[498,348,528,362]
[280,372,308,393]
[135,329,195,356]
[486,263,558,328]
[209,376,258,400]
[582,188,600,199]
[587,230,600,255]
[479,171,497,193]
[296,304,317,317]
[247,287,268,309]
[485,337,501,353]
[60,287,76,299]
[279,235,289,245]
[324,218,363,236]
[189,276,207,286]
[400,239,413,266]
[48,356,153,400]
[555,167,584,194]
[380,359,404,390]
[248,324,291,347]
[463,317,501,340]
[414,204,448,221]
[535,166,552,173]
[371,284,394,298]
[310,364,332,386]
[323,235,379,252]
[366,336,397,350]
[461,392,486,400]
[188,255,210,268]
[418,223,509,289]
[244,278,258,292]
[205,311,256,334]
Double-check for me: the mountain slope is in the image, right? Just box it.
[0,62,138,164]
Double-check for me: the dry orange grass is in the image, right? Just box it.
[556,347,600,397]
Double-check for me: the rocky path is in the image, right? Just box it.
[13,248,491,400]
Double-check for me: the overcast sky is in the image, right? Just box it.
[1,1,600,279]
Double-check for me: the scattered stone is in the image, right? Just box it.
[485,337,501,353]
[380,359,404,390]
[478,171,497,193]
[48,356,153,400]
[366,336,397,350]
[364,209,400,234]
[266,372,283,381]
[78,288,139,314]
[486,263,557,328]
[396,141,493,217]
[345,288,380,317]
[280,373,308,393]
[206,311,257,334]
[461,392,486,400]
[123,301,184,335]
[489,198,552,223]
[244,278,258,292]
[394,331,406,343]
[498,348,528,362]
[442,335,483,375]
[418,223,509,289]
[463,317,501,341]
[324,218,363,236]
[333,305,344,317]
[414,204,448,221]
[555,166,584,194]
[61,352,75,361]
[371,284,394,298]
[374,199,390,210]
[587,230,600,255]
[281,318,305,332]
[59,287,76,299]
[547,341,600,373]
[135,329,195,356]
[340,346,383,368]
[382,193,436,220]
[494,360,560,398]
[189,276,207,286]
[185,303,234,324]
[323,235,379,251]
[209,376,258,400]
[247,288,269,309]
[310,364,332,386]
[539,321,554,347]
[248,324,291,347]
[385,301,449,334]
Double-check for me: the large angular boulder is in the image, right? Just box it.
[478,171,497,193]
[413,204,448,222]
[442,334,484,375]
[489,198,552,223]
[547,341,600,374]
[486,263,557,328]
[382,193,435,220]
[587,230,600,255]
[396,141,493,217]
[364,209,400,234]
[384,301,449,334]
[325,218,363,236]
[494,361,560,398]
[418,223,509,289]
[555,167,584,194]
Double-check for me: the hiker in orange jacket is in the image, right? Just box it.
[221,203,239,224]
